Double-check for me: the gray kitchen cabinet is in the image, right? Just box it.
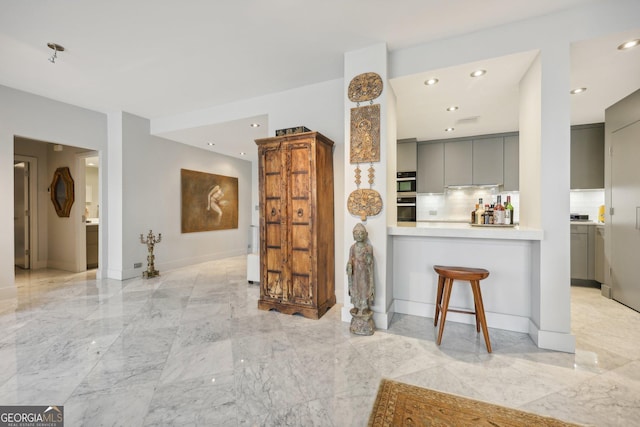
[503,134,519,191]
[570,224,595,280]
[595,226,605,284]
[607,89,640,311]
[397,139,417,172]
[417,142,444,193]
[444,140,472,186]
[472,136,503,185]
[416,132,518,191]
[571,123,604,189]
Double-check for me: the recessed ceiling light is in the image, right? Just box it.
[424,78,439,86]
[470,69,486,78]
[446,106,459,112]
[207,142,215,146]
[445,127,455,132]
[250,123,260,128]
[617,39,640,50]
[240,152,247,156]
[570,87,587,95]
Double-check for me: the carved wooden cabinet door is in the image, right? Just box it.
[255,131,335,319]
[286,141,313,307]
[259,142,286,301]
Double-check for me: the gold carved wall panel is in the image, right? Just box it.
[350,104,380,164]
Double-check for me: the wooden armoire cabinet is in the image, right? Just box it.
[255,131,335,319]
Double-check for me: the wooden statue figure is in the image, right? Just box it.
[346,223,375,335]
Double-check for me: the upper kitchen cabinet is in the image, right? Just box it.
[472,136,503,185]
[444,140,473,186]
[503,134,519,191]
[417,142,444,193]
[571,123,604,189]
[397,138,417,172]
[416,132,519,192]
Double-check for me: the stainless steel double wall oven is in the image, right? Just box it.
[396,171,416,222]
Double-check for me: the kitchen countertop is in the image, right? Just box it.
[389,221,543,240]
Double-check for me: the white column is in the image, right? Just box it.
[520,46,574,352]
[0,130,18,305]
[537,43,574,352]
[520,46,575,353]
[106,112,124,280]
[342,44,395,328]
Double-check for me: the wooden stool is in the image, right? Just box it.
[433,265,492,353]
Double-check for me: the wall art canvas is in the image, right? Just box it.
[181,168,238,233]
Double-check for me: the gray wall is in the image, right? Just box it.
[118,112,253,278]
[0,85,107,301]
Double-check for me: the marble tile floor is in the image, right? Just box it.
[3,256,640,426]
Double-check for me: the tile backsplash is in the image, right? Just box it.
[416,187,604,223]
[570,189,605,222]
[417,186,520,223]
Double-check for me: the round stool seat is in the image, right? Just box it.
[432,265,492,353]
[433,265,489,281]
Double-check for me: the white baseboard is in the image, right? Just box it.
[393,298,530,333]
[108,249,248,281]
[47,260,78,272]
[528,320,576,353]
[341,305,392,330]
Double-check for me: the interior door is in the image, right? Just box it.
[13,161,30,269]
[610,120,640,312]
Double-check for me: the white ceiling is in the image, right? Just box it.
[391,50,539,142]
[2,1,639,160]
[392,26,640,142]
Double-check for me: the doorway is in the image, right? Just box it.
[83,154,100,270]
[14,137,100,276]
[13,160,30,269]
[13,154,37,271]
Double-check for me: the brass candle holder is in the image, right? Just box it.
[140,229,161,278]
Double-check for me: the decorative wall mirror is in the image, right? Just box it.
[50,166,75,217]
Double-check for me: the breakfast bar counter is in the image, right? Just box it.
[388,222,544,335]
[389,221,544,240]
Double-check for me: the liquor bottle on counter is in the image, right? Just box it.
[494,195,505,225]
[484,204,491,224]
[505,195,514,225]
[471,203,478,224]
[475,199,484,225]
[489,202,495,224]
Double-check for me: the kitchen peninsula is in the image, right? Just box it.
[388,222,543,334]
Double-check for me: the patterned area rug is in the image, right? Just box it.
[368,379,582,426]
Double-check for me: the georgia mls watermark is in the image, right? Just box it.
[0,406,63,427]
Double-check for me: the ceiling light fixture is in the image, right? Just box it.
[446,106,459,112]
[207,142,215,146]
[250,123,260,128]
[240,152,247,156]
[617,39,640,50]
[570,87,587,95]
[445,127,454,132]
[470,69,486,78]
[424,78,439,86]
[47,42,65,64]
